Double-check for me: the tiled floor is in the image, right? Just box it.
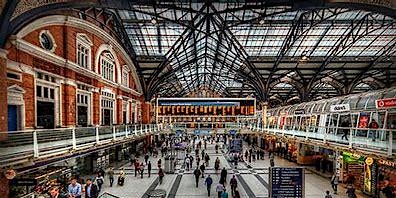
[97,140,366,198]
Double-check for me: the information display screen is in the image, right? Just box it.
[269,167,305,198]
[229,139,243,153]
[157,98,255,116]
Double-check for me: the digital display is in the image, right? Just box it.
[157,98,255,116]
[270,167,305,198]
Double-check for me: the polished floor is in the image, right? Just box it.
[97,142,363,198]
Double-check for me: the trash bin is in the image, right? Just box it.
[164,155,175,173]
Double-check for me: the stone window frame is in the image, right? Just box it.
[39,30,57,52]
[76,33,93,69]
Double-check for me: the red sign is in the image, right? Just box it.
[376,98,396,109]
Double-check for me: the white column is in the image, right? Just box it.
[125,125,128,138]
[96,126,100,144]
[134,125,137,135]
[113,125,116,140]
[145,125,148,133]
[72,128,77,150]
[33,130,39,158]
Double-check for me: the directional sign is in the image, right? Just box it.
[269,167,305,198]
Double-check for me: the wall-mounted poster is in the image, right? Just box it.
[358,112,370,128]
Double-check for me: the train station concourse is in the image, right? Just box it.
[0,0,396,198]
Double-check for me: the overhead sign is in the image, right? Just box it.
[10,178,37,186]
[294,109,305,115]
[269,167,305,198]
[376,98,396,109]
[330,104,350,112]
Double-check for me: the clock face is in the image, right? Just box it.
[5,169,16,180]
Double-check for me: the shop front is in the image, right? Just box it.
[341,152,365,190]
[297,143,334,175]
[376,159,396,198]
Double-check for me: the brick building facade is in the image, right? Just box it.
[2,15,146,131]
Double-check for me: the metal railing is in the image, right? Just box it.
[244,124,395,156]
[0,124,163,167]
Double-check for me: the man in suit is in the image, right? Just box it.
[85,179,99,198]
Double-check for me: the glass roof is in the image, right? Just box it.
[114,2,396,102]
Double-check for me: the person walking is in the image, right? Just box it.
[95,173,104,192]
[193,167,202,188]
[147,161,152,178]
[216,183,225,198]
[157,158,162,169]
[140,162,145,178]
[85,179,99,198]
[220,167,227,185]
[205,175,213,197]
[200,163,206,178]
[185,156,190,171]
[201,149,205,160]
[189,155,194,170]
[107,168,114,187]
[158,167,165,185]
[118,168,125,186]
[205,153,210,167]
[134,160,140,177]
[230,175,238,196]
[325,190,333,198]
[67,178,82,198]
[331,173,339,194]
[221,188,229,198]
[144,153,149,164]
[346,184,357,198]
[341,120,350,141]
[215,157,220,172]
[270,152,275,167]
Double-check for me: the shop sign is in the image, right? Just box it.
[294,109,305,115]
[330,104,350,112]
[378,159,396,168]
[376,98,396,109]
[10,178,37,186]
[358,112,370,128]
[343,152,365,163]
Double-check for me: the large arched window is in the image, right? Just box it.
[100,52,115,81]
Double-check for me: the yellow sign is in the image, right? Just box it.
[365,157,374,165]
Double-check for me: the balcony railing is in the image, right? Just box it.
[0,124,163,168]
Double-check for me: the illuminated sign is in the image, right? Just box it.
[375,98,396,109]
[378,159,396,168]
[330,104,350,112]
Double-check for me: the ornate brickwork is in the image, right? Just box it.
[11,0,68,20]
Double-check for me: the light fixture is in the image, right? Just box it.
[287,71,295,77]
[151,18,157,24]
[259,19,265,24]
[300,50,309,62]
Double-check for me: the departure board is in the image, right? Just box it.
[269,167,305,198]
[157,98,256,116]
